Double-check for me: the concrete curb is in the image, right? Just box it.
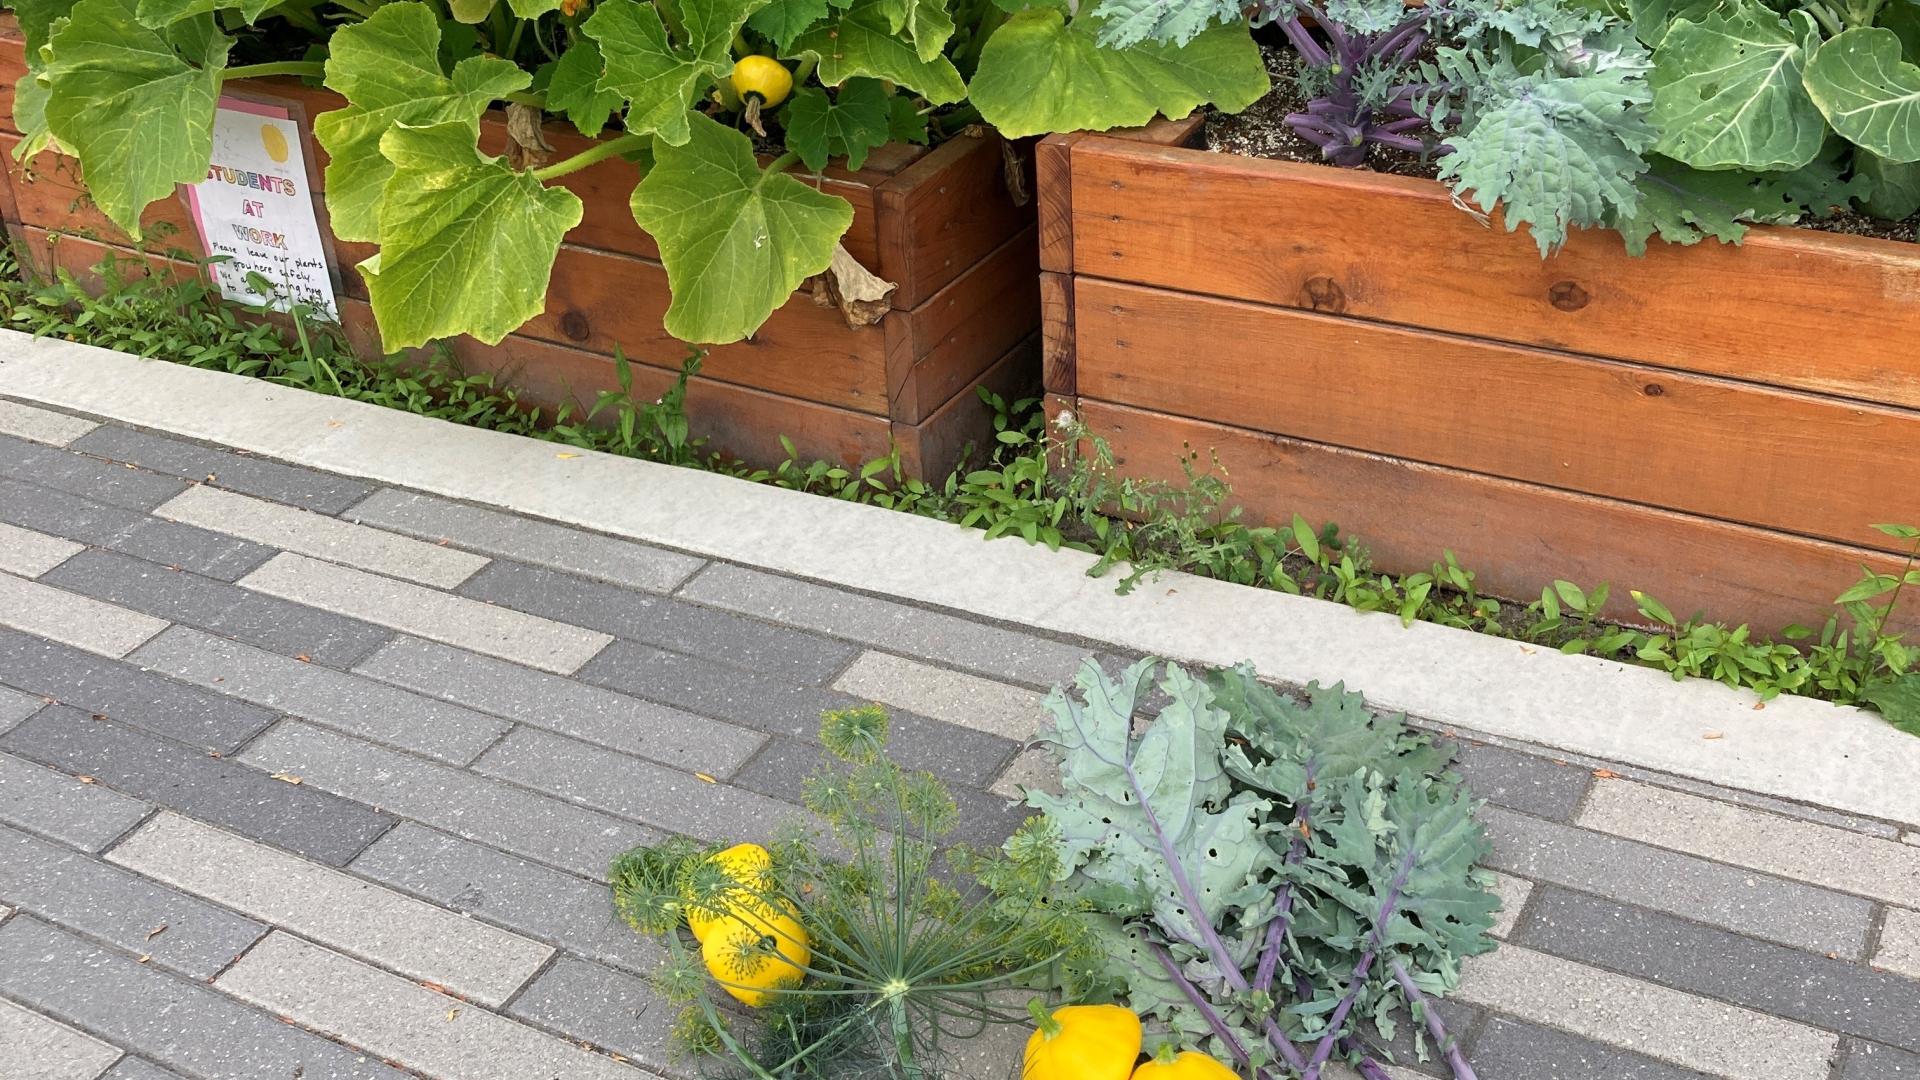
[4,329,1917,827]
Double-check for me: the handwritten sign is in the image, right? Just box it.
[186,98,338,320]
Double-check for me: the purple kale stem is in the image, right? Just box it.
[1377,117,1428,134]
[1390,960,1479,1080]
[1254,776,1315,995]
[1150,942,1297,1077]
[1301,847,1420,1080]
[1374,14,1428,62]
[1276,13,1330,67]
[1371,132,1430,154]
[1352,1056,1395,1080]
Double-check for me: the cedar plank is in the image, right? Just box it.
[895,223,1040,423]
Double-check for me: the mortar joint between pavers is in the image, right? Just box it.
[95,804,165,858]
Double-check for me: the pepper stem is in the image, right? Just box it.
[1027,998,1061,1038]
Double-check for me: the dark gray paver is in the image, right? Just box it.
[102,1058,191,1080]
[1514,886,1920,1052]
[461,560,856,684]
[578,640,1015,787]
[505,956,677,1066]
[730,735,1028,848]
[0,707,394,867]
[1845,1040,1920,1078]
[0,685,42,735]
[0,433,189,511]
[348,823,664,975]
[0,749,151,852]
[71,425,375,513]
[0,630,276,753]
[0,915,407,1080]
[1452,742,1592,821]
[1467,1016,1712,1079]
[0,822,266,978]
[43,548,395,669]
[0,477,275,581]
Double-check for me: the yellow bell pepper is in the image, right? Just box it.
[701,901,811,1007]
[684,842,772,942]
[1130,1043,1239,1080]
[1023,1002,1142,1080]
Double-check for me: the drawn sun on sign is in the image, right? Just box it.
[260,123,290,165]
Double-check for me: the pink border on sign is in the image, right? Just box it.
[184,96,295,277]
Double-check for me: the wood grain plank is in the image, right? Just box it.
[1075,278,1920,554]
[1068,137,1920,408]
[875,131,1034,309]
[895,223,1040,423]
[1074,397,1916,636]
[1035,133,1082,274]
[1040,271,1074,395]
[895,332,1041,478]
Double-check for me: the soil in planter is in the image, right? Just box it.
[1206,40,1917,244]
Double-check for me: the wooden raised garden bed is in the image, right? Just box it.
[0,22,1038,475]
[1039,123,1920,634]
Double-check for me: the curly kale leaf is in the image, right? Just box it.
[1086,0,1246,48]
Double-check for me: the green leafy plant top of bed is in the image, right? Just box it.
[13,0,1267,348]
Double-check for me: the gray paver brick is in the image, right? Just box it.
[461,560,855,684]
[1515,885,1920,1052]
[833,651,1047,741]
[0,915,407,1080]
[349,823,664,974]
[131,627,510,765]
[43,548,394,670]
[1,707,394,866]
[731,735,1027,848]
[239,553,611,674]
[0,478,275,581]
[0,521,82,577]
[1481,804,1873,957]
[0,573,168,659]
[72,425,374,513]
[504,956,677,1066]
[100,1060,189,1080]
[347,488,705,593]
[1451,742,1591,821]
[217,932,646,1080]
[0,630,274,753]
[1877,907,1920,980]
[475,727,816,847]
[0,748,150,851]
[0,821,265,978]
[1845,1040,1920,1079]
[578,640,1014,787]
[0,399,99,447]
[353,636,764,776]
[677,562,1094,687]
[242,721,655,879]
[158,485,489,587]
[1467,1016,1713,1079]
[0,996,123,1080]
[109,813,550,1005]
[1,685,42,735]
[0,434,188,511]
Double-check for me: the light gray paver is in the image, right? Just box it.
[0,522,82,577]
[352,636,764,775]
[0,399,97,446]
[0,573,168,658]
[989,748,1060,801]
[347,487,705,592]
[1454,944,1838,1079]
[0,750,151,852]
[503,956,678,1067]
[678,562,1093,687]
[108,813,550,1005]
[1482,804,1874,957]
[242,721,657,880]
[238,553,612,674]
[1873,907,1920,980]
[0,996,122,1080]
[217,932,648,1080]
[1579,779,1920,906]
[0,915,407,1080]
[833,650,1047,741]
[0,821,266,978]
[130,627,510,765]
[157,485,487,587]
[71,424,374,513]
[1487,871,1531,940]
[0,686,41,736]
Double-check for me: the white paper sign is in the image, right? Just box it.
[187,97,338,320]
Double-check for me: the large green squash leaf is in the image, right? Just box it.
[359,121,583,350]
[1858,148,1920,218]
[748,0,832,51]
[783,79,892,170]
[969,8,1266,138]
[1649,1,1826,170]
[315,4,528,243]
[1804,27,1920,164]
[628,113,853,344]
[875,0,956,62]
[13,0,77,53]
[134,0,274,28]
[43,0,230,240]
[584,0,766,147]
[791,0,966,102]
[545,38,627,137]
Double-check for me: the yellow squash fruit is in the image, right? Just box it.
[1023,1002,1142,1080]
[684,842,774,941]
[701,902,811,1007]
[730,55,793,108]
[1130,1044,1239,1080]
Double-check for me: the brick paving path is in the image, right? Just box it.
[0,400,1917,1079]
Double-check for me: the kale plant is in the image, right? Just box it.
[1015,659,1498,1080]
